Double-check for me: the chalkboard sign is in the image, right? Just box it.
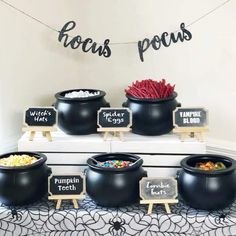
[173,107,208,128]
[48,174,85,196]
[97,108,132,128]
[140,177,178,200]
[24,107,57,127]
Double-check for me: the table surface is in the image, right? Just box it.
[0,197,235,236]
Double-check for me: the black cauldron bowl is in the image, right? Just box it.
[0,152,51,206]
[55,89,110,135]
[177,154,236,210]
[123,92,180,135]
[86,153,147,207]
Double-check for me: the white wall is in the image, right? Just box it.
[0,0,235,153]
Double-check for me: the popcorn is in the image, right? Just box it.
[65,90,100,98]
[0,155,39,167]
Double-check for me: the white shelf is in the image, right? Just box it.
[110,132,206,154]
[18,131,205,154]
[18,131,111,153]
[18,130,206,177]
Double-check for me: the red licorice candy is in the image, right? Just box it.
[125,79,175,99]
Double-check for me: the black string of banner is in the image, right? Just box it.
[0,0,60,33]
[0,0,232,46]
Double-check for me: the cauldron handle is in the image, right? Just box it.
[51,102,58,108]
[83,168,88,176]
[89,157,99,164]
[131,158,143,166]
[122,101,127,107]
[176,170,181,180]
[143,170,148,177]
[47,167,52,176]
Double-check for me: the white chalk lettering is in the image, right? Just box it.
[58,184,77,191]
[54,177,80,185]
[151,189,167,195]
[146,181,170,189]
[180,111,201,118]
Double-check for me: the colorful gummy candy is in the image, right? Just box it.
[195,161,226,171]
[97,160,133,168]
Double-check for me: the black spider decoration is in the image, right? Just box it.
[108,217,126,236]
[214,213,229,225]
[7,208,23,222]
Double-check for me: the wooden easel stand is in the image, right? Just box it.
[22,126,57,141]
[140,199,179,214]
[97,127,131,141]
[173,127,208,142]
[48,195,85,210]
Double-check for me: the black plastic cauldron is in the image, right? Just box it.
[177,154,236,210]
[123,92,180,135]
[86,153,147,207]
[0,152,51,206]
[55,89,110,135]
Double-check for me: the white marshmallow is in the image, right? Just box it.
[64,90,100,98]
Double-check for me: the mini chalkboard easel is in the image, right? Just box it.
[22,126,57,141]
[22,107,57,141]
[173,107,209,142]
[139,177,178,214]
[98,127,131,141]
[173,127,209,142]
[48,174,86,210]
[97,108,132,141]
[48,194,85,209]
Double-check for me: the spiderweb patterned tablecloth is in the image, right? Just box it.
[0,197,235,236]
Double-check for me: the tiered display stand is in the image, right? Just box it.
[18,131,206,176]
[0,131,230,235]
